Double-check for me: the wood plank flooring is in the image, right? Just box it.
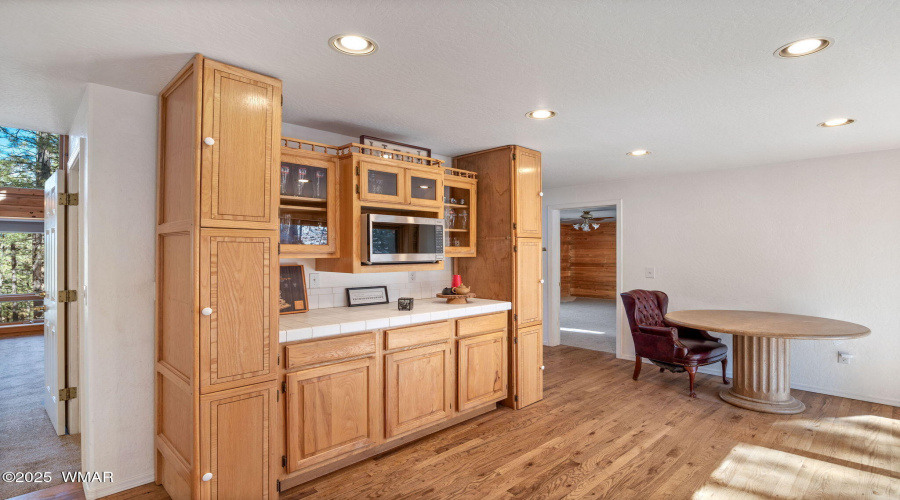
[13,345,896,499]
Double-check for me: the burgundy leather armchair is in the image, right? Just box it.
[620,290,728,398]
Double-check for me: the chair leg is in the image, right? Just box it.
[633,356,642,381]
[721,358,729,384]
[686,366,698,398]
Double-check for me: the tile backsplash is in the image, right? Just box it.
[281,258,454,310]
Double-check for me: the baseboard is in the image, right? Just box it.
[82,471,155,500]
[621,355,899,408]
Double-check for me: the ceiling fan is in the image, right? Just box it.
[564,211,613,232]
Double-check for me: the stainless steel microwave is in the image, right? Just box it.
[361,214,444,265]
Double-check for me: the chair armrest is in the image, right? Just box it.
[638,325,678,338]
[667,323,721,342]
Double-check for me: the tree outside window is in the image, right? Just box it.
[0,127,58,324]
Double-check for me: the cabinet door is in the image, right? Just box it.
[443,177,476,257]
[408,170,443,209]
[200,383,277,500]
[384,342,451,438]
[200,229,278,393]
[285,358,378,472]
[201,59,281,229]
[278,152,339,257]
[515,238,543,327]
[457,331,507,411]
[359,161,407,205]
[516,326,544,408]
[513,148,542,238]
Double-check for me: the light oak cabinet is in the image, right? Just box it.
[443,170,477,257]
[284,358,378,472]
[457,331,507,411]
[278,142,340,258]
[199,229,278,393]
[454,145,544,409]
[384,342,452,438]
[199,383,277,500]
[359,160,407,205]
[156,55,281,500]
[516,325,544,408]
[200,59,281,230]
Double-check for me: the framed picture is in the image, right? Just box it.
[359,135,431,161]
[346,286,390,307]
[279,264,309,314]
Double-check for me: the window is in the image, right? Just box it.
[0,127,59,328]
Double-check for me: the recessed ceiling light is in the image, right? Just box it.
[626,150,650,156]
[329,34,377,55]
[526,110,557,120]
[774,37,832,58]
[818,118,855,127]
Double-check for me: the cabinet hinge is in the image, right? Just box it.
[277,353,281,366]
[281,381,286,393]
[282,455,287,468]
[356,184,360,194]
[58,290,77,302]
[513,223,517,230]
[59,387,77,401]
[513,245,517,252]
[514,314,518,321]
[276,390,279,402]
[276,480,281,493]
[281,95,284,106]
[514,337,518,344]
[514,395,519,402]
[512,153,517,161]
[356,166,360,175]
[58,193,79,206]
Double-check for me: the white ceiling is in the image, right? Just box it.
[2,1,899,188]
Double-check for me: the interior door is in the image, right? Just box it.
[43,171,66,435]
[513,148,542,238]
[516,325,544,408]
[515,238,543,327]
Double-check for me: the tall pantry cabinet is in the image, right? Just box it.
[454,146,544,409]
[156,55,282,500]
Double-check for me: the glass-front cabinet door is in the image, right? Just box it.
[359,161,406,205]
[407,170,444,209]
[278,148,338,258]
[443,176,476,257]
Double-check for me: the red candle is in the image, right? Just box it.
[451,274,462,288]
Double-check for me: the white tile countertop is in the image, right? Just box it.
[279,298,512,343]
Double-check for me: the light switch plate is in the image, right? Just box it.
[309,273,320,288]
[644,267,656,279]
[408,271,417,282]
[838,352,852,364]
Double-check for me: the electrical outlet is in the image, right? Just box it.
[408,271,417,282]
[644,267,656,279]
[838,352,853,364]
[308,273,320,288]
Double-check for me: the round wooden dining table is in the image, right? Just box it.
[665,310,870,414]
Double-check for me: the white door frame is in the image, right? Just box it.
[545,199,625,359]
[65,137,83,435]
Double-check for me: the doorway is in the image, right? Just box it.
[546,200,624,357]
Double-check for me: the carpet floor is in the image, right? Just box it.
[0,334,80,498]
[559,297,617,354]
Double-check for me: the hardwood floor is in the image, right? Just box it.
[13,345,896,499]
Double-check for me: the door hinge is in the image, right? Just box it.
[276,480,282,493]
[58,193,79,206]
[282,455,287,468]
[58,290,77,302]
[59,387,77,401]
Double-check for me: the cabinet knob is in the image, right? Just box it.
[202,472,213,482]
[541,365,545,370]
[539,191,544,197]
[204,137,215,146]
[540,279,544,284]
[201,307,213,316]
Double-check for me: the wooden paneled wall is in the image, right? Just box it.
[560,221,616,299]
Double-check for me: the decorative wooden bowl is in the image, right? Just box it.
[436,293,476,305]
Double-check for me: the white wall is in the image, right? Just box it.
[280,123,453,306]
[69,83,157,498]
[543,149,900,406]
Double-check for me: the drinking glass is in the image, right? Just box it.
[293,219,304,244]
[447,208,456,229]
[280,165,290,196]
[315,170,325,199]
[296,167,308,197]
[280,214,292,244]
[459,210,468,230]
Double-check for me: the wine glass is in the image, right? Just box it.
[296,167,308,197]
[315,170,325,199]
[280,165,290,196]
[459,210,468,230]
[447,208,456,229]
[280,214,293,244]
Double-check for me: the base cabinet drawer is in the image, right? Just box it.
[384,342,452,438]
[285,358,379,472]
[457,331,508,411]
[199,382,277,500]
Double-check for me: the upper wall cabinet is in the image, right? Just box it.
[513,148,542,238]
[279,139,340,258]
[201,59,281,230]
[443,168,477,257]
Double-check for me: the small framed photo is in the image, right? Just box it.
[346,286,390,307]
[279,264,309,314]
